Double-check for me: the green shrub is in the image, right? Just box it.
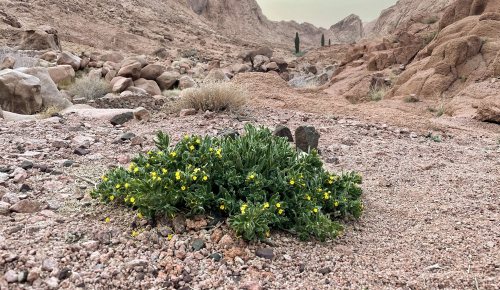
[68,76,111,100]
[91,125,363,241]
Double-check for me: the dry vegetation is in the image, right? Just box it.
[68,76,111,100]
[176,82,248,112]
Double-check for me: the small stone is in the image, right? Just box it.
[17,270,28,283]
[283,254,292,261]
[218,234,234,247]
[4,270,17,283]
[110,112,134,126]
[295,126,320,152]
[10,200,42,213]
[179,108,197,117]
[273,125,293,142]
[58,268,72,280]
[209,253,222,262]
[0,201,10,215]
[299,263,306,273]
[325,156,339,164]
[255,248,274,260]
[45,277,59,289]
[235,256,244,265]
[218,128,239,139]
[82,240,100,251]
[0,172,9,183]
[120,132,136,141]
[318,267,331,275]
[19,184,32,192]
[126,259,148,268]
[62,160,74,167]
[191,238,205,251]
[173,215,187,234]
[27,269,40,282]
[19,160,34,170]
[73,147,90,156]
[52,140,69,148]
[42,258,58,272]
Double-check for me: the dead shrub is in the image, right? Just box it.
[176,82,247,112]
[68,76,111,100]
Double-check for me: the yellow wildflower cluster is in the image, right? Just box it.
[240,203,248,214]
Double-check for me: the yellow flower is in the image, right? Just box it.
[162,168,168,174]
[289,179,295,185]
[184,135,189,140]
[145,163,150,168]
[137,212,143,219]
[317,188,323,192]
[323,192,330,200]
[105,217,110,223]
[109,195,115,201]
[192,176,197,181]
[203,176,208,181]
[147,151,153,155]
[124,183,130,189]
[115,184,121,189]
[247,174,255,180]
[328,180,333,184]
[131,231,139,237]
[170,152,177,157]
[305,194,311,201]
[196,138,201,144]
[156,176,162,182]
[101,176,109,182]
[278,209,284,215]
[220,204,225,210]
[128,163,136,171]
[263,202,270,209]
[209,147,214,152]
[133,167,139,173]
[157,151,164,156]
[181,186,186,191]
[189,145,195,151]
[266,230,270,238]
[240,203,248,214]
[276,203,281,208]
[334,201,339,207]
[194,168,201,173]
[175,171,181,180]
[150,171,157,177]
[313,208,318,213]
[167,234,174,240]
[130,197,136,204]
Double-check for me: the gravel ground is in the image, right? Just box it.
[0,107,499,289]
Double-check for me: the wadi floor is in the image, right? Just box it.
[0,105,499,290]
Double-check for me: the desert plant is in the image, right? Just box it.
[38,106,61,118]
[176,82,247,112]
[421,16,439,25]
[321,34,325,47]
[368,88,385,102]
[295,32,300,54]
[422,31,438,46]
[91,124,363,241]
[404,95,420,103]
[68,76,111,100]
[329,39,331,46]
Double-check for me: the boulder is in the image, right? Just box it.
[295,126,320,152]
[140,64,166,80]
[17,67,72,110]
[57,52,81,71]
[476,96,500,124]
[47,65,75,85]
[117,62,142,80]
[253,55,269,69]
[156,71,180,90]
[0,69,42,114]
[178,76,197,90]
[111,77,133,93]
[0,56,15,70]
[233,63,251,74]
[204,69,229,82]
[265,62,279,71]
[100,52,124,63]
[134,78,162,96]
[40,51,58,62]
[18,29,61,51]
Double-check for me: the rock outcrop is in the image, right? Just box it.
[329,14,363,44]
[0,69,42,114]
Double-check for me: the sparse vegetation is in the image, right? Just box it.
[295,32,300,54]
[428,103,446,117]
[421,16,439,25]
[404,95,420,103]
[426,132,442,142]
[176,82,247,112]
[162,89,182,99]
[38,106,61,119]
[422,31,438,46]
[368,88,385,102]
[68,76,111,100]
[91,124,363,241]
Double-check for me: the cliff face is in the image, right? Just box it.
[329,14,364,44]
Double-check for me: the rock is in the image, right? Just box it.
[239,47,273,63]
[179,108,197,117]
[253,55,270,69]
[47,65,75,85]
[121,132,136,141]
[57,268,72,280]
[100,52,124,63]
[0,56,15,69]
[265,62,278,71]
[134,107,150,121]
[173,215,187,233]
[140,64,165,80]
[62,160,74,167]
[10,200,42,213]
[209,253,222,262]
[218,128,239,139]
[191,238,205,251]
[126,259,148,268]
[218,234,234,247]
[73,147,90,156]
[117,62,142,80]
[110,111,134,126]
[19,160,33,170]
[0,69,42,114]
[329,14,363,44]
[17,270,28,283]
[273,125,293,142]
[45,277,59,289]
[476,96,500,124]
[16,67,72,110]
[204,69,229,82]
[41,51,58,62]
[240,281,262,290]
[26,269,40,283]
[0,172,9,183]
[42,258,58,272]
[255,248,274,260]
[57,52,81,71]
[178,75,197,90]
[4,270,17,283]
[0,201,10,215]
[18,28,61,51]
[295,126,320,152]
[111,77,133,93]
[133,78,162,96]
[156,71,180,90]
[318,267,331,275]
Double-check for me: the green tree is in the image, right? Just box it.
[321,33,325,47]
[295,32,300,54]
[329,39,331,46]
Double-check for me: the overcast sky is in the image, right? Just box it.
[256,0,398,28]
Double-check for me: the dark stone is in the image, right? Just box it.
[19,184,31,192]
[34,164,50,173]
[209,253,222,262]
[318,267,331,275]
[58,268,72,280]
[295,126,320,152]
[158,227,173,237]
[182,270,192,283]
[191,238,205,251]
[273,125,293,142]
[120,132,136,141]
[0,166,11,173]
[62,160,74,167]
[52,140,69,148]
[19,160,33,170]
[255,247,274,260]
[217,128,239,139]
[110,112,134,126]
[172,215,186,234]
[299,263,306,273]
[18,270,28,283]
[73,147,90,156]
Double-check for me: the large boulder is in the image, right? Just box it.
[16,67,72,110]
[134,78,162,96]
[110,77,133,93]
[329,14,363,44]
[18,28,61,51]
[204,69,229,82]
[476,95,500,123]
[47,65,75,85]
[156,71,180,90]
[117,62,142,80]
[140,64,166,80]
[57,52,81,71]
[178,76,197,90]
[100,52,124,63]
[0,69,42,114]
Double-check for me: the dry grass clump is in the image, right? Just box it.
[38,106,61,119]
[176,82,247,112]
[368,88,386,102]
[68,76,111,100]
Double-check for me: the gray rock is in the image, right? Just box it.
[255,247,274,260]
[209,252,222,261]
[0,69,42,114]
[218,128,239,139]
[173,215,187,234]
[57,52,81,71]
[318,267,331,275]
[9,200,42,213]
[273,125,293,142]
[45,277,59,289]
[295,126,320,152]
[42,258,58,272]
[110,112,134,126]
[4,270,18,283]
[126,259,148,268]
[19,160,33,170]
[120,132,136,141]
[73,147,90,156]
[62,160,74,167]
[191,238,205,251]
[17,270,28,283]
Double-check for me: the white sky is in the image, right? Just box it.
[256,0,398,28]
